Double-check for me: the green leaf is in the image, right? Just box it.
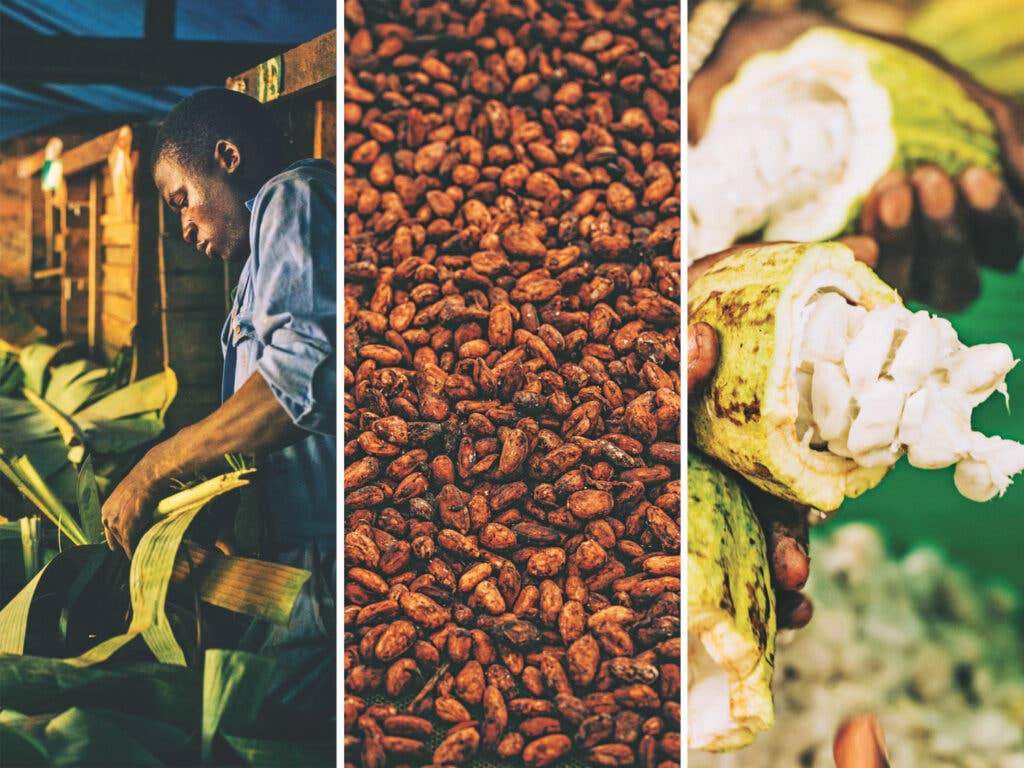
[46,366,114,415]
[222,733,335,767]
[18,343,64,395]
[75,369,178,423]
[202,649,275,765]
[0,351,24,397]
[79,415,166,456]
[75,457,104,545]
[0,655,200,730]
[43,707,166,767]
[0,717,50,766]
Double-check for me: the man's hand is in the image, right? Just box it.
[101,370,306,559]
[861,162,1024,313]
[690,11,1024,313]
[101,462,162,559]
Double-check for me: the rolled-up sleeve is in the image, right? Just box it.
[250,174,336,435]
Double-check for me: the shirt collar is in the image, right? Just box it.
[245,159,333,213]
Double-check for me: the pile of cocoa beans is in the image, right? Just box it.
[343,0,681,765]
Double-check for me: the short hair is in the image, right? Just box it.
[150,88,286,176]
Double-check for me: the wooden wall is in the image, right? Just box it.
[0,163,31,287]
[158,202,231,433]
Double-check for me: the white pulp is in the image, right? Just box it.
[688,632,739,749]
[687,32,897,263]
[689,97,851,262]
[795,291,1024,502]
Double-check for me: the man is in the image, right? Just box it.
[100,88,336,718]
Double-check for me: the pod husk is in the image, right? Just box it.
[688,451,775,752]
[689,242,901,511]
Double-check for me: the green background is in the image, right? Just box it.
[820,265,1024,592]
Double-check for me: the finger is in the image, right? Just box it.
[860,171,907,233]
[862,172,916,297]
[772,535,810,592]
[910,165,981,312]
[960,167,1024,272]
[875,179,916,295]
[776,591,814,630]
[687,322,719,396]
[103,523,116,552]
[834,713,890,768]
[837,236,879,270]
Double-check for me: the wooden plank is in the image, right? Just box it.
[100,312,134,350]
[165,355,223,386]
[135,150,164,379]
[23,177,32,282]
[158,199,170,368]
[100,211,124,227]
[101,220,135,247]
[163,310,226,364]
[162,271,228,311]
[43,191,55,271]
[88,173,99,352]
[164,396,221,433]
[15,139,59,180]
[161,238,219,273]
[101,292,135,324]
[103,244,134,266]
[314,99,336,163]
[32,267,61,279]
[225,30,335,102]
[101,262,133,297]
[61,128,124,176]
[65,229,90,273]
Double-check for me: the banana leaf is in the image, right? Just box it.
[19,343,68,396]
[0,452,88,546]
[80,415,167,456]
[202,649,275,764]
[222,733,336,767]
[0,365,177,514]
[75,458,104,546]
[0,655,200,729]
[40,707,185,767]
[75,369,178,423]
[0,711,49,766]
[0,399,70,479]
[202,647,334,764]
[0,653,333,767]
[0,350,24,396]
[44,363,113,415]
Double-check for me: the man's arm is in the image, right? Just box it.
[101,371,305,557]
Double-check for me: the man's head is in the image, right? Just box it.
[151,89,287,261]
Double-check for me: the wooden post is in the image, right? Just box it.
[88,173,99,353]
[157,199,171,370]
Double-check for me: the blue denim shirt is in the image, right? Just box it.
[221,159,336,550]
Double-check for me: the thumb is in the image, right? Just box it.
[687,322,719,396]
[834,713,890,768]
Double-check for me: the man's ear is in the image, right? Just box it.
[214,139,241,174]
